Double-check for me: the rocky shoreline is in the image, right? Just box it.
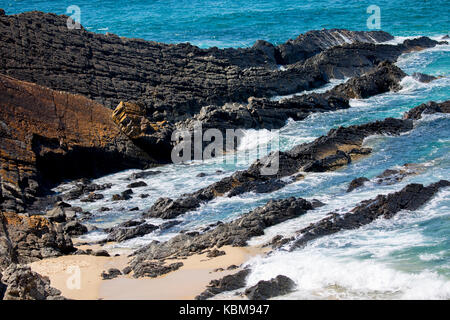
[0,10,449,300]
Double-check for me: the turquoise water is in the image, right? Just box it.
[4,1,450,299]
[2,0,449,47]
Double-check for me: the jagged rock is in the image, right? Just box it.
[147,116,413,219]
[0,211,75,269]
[93,250,110,257]
[159,220,182,231]
[276,29,394,65]
[1,264,65,300]
[0,74,152,212]
[45,206,67,223]
[80,193,105,203]
[347,163,426,193]
[129,197,313,276]
[111,189,133,201]
[244,275,296,300]
[403,100,450,120]
[0,12,412,119]
[0,272,6,299]
[195,269,251,300]
[106,220,158,242]
[101,268,122,280]
[207,249,226,258]
[63,221,88,236]
[132,261,183,278]
[178,61,407,133]
[347,177,370,192]
[290,180,450,249]
[126,181,148,188]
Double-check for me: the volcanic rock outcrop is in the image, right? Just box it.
[146,117,414,219]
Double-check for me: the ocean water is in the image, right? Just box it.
[5,1,450,299]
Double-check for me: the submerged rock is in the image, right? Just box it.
[245,275,296,300]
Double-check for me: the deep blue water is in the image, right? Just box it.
[3,0,449,299]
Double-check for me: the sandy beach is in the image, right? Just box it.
[29,244,268,300]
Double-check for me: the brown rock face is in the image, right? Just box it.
[0,74,152,212]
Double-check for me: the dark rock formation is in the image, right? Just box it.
[0,74,152,212]
[146,117,413,219]
[244,275,296,300]
[129,198,313,277]
[0,12,414,118]
[1,264,65,300]
[347,163,428,193]
[412,72,439,83]
[101,268,122,280]
[105,220,158,242]
[0,211,75,270]
[63,221,88,236]
[403,100,450,120]
[347,177,370,192]
[290,180,450,249]
[195,269,251,300]
[131,261,183,278]
[177,61,407,133]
